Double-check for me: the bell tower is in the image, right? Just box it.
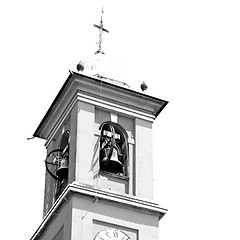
[30,9,168,240]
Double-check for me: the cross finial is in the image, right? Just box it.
[93,7,109,55]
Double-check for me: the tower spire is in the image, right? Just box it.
[94,7,109,55]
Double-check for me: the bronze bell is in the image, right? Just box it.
[56,157,69,180]
[101,147,123,174]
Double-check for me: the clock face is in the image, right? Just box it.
[94,228,131,240]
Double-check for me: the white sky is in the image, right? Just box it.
[1,0,240,239]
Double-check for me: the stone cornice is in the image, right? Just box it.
[70,182,167,216]
[33,71,168,140]
[30,182,167,240]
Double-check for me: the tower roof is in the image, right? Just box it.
[81,54,128,86]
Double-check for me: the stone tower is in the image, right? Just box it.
[30,8,168,240]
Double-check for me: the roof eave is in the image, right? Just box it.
[33,71,168,139]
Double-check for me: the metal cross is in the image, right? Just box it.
[94,7,109,54]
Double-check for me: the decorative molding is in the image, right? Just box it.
[30,182,167,240]
[76,92,156,122]
[45,93,78,147]
[45,89,155,146]
[34,72,168,140]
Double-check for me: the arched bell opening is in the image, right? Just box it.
[99,121,128,176]
[45,130,70,199]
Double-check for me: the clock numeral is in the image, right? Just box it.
[96,229,130,240]
[113,229,118,238]
[105,230,111,238]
